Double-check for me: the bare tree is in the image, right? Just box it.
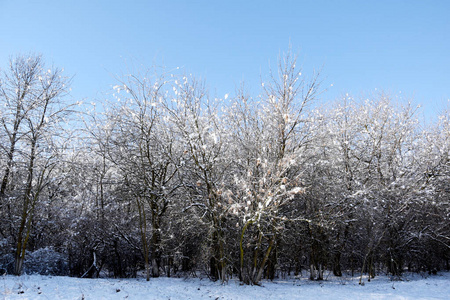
[228,50,321,284]
[166,75,232,282]
[0,54,72,275]
[0,56,43,197]
[97,69,181,280]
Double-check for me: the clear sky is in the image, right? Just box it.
[1,0,449,120]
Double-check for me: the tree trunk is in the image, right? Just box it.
[239,219,253,283]
[333,252,342,277]
[136,198,150,281]
[309,263,316,280]
[317,263,324,280]
[251,232,263,283]
[113,239,124,278]
[210,230,220,281]
[210,219,226,282]
[150,213,161,277]
[14,256,24,276]
[254,237,275,284]
[152,258,159,278]
[14,139,37,276]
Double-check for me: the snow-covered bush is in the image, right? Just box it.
[23,247,69,276]
[0,253,14,274]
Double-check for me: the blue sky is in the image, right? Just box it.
[1,0,449,120]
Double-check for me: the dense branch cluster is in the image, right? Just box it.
[0,54,448,284]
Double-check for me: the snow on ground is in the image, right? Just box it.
[1,272,449,300]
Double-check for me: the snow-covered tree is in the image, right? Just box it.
[226,51,321,284]
[0,54,73,275]
[95,69,182,280]
[166,74,232,282]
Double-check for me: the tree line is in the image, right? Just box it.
[0,53,448,284]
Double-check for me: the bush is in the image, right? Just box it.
[0,253,14,274]
[24,247,69,276]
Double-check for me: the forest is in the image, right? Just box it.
[0,53,448,285]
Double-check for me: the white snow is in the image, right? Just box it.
[1,272,449,299]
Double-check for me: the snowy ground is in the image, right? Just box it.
[1,272,449,299]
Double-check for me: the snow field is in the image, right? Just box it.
[1,272,449,299]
